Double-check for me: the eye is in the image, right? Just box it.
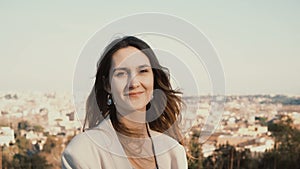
[114,70,128,77]
[139,67,151,73]
[140,69,148,73]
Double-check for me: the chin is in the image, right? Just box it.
[129,104,148,112]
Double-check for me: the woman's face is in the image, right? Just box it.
[109,46,154,114]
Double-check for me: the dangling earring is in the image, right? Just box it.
[107,94,112,106]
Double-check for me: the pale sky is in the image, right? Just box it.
[1,0,300,95]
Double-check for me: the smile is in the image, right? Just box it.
[124,91,144,97]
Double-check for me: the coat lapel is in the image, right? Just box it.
[96,116,133,169]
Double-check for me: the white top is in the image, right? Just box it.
[61,116,187,169]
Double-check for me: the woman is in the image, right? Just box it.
[62,36,187,169]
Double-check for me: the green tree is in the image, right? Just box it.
[18,121,30,130]
[261,115,300,169]
[15,136,31,154]
[12,153,52,169]
[42,135,64,168]
[10,135,53,168]
[2,146,13,169]
[42,136,57,153]
[187,127,204,169]
[33,125,44,133]
[203,144,258,169]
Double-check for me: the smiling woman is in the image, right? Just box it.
[61,36,187,169]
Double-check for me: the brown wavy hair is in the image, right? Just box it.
[83,36,184,144]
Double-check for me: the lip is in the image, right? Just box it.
[124,91,144,97]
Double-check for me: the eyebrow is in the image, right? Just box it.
[138,64,151,69]
[112,67,128,73]
[112,64,151,73]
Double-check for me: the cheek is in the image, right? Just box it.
[143,77,154,94]
[110,79,126,94]
[110,82,123,103]
[147,75,154,89]
[148,79,154,89]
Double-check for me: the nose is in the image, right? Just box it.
[128,74,140,89]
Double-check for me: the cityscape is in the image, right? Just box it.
[0,91,299,168]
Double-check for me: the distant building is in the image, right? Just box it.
[0,127,15,146]
[245,137,274,153]
[237,125,268,137]
[217,135,254,146]
[66,111,75,121]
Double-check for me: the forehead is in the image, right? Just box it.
[111,46,151,68]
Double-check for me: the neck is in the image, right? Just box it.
[116,110,148,137]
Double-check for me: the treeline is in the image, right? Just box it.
[1,121,74,169]
[187,115,300,169]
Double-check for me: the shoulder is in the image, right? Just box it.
[64,117,115,152]
[61,132,90,168]
[61,132,98,168]
[63,125,113,154]
[61,125,114,169]
[64,132,94,154]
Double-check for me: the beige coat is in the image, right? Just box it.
[61,117,187,169]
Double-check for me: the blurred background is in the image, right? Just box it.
[0,1,299,168]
